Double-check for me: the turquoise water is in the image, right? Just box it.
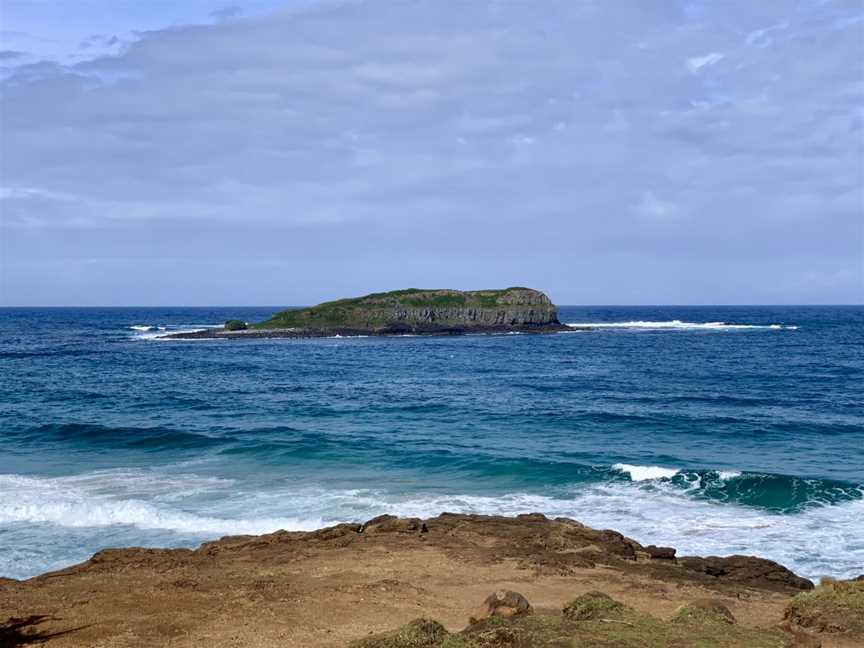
[0,305,862,580]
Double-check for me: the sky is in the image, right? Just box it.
[0,0,862,306]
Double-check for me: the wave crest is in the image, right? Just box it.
[613,463,679,481]
[0,472,323,535]
[128,324,221,340]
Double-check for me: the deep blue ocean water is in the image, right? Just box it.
[1,305,862,581]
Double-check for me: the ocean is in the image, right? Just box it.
[0,305,862,582]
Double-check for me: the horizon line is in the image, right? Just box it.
[1,303,862,309]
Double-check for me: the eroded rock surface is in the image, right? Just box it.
[0,513,818,647]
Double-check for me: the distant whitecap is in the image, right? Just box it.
[567,320,796,331]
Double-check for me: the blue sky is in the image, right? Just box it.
[1,0,862,306]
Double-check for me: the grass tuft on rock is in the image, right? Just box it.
[350,618,450,648]
[460,614,573,648]
[672,599,736,625]
[562,591,628,621]
[352,591,793,647]
[784,579,864,635]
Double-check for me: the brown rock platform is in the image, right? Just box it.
[1,513,847,648]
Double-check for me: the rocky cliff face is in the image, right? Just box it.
[362,289,559,328]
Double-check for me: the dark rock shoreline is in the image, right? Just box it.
[165,322,576,340]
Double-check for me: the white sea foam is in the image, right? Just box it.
[567,320,797,331]
[0,473,322,535]
[129,324,222,340]
[139,329,206,340]
[2,468,861,581]
[613,463,680,481]
[718,470,743,480]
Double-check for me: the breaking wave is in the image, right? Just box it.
[0,467,861,581]
[128,324,221,340]
[0,474,321,534]
[612,463,679,481]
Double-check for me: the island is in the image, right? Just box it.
[166,287,573,339]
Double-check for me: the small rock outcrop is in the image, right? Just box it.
[644,545,676,560]
[679,555,815,592]
[360,515,428,535]
[472,590,533,621]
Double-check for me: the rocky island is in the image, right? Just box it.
[166,287,571,339]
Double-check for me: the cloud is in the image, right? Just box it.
[0,186,74,200]
[687,52,725,73]
[746,21,789,47]
[0,0,862,305]
[634,192,681,222]
[0,50,26,60]
[79,34,121,50]
[210,6,243,22]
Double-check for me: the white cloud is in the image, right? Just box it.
[634,192,681,222]
[687,52,725,73]
[0,186,75,201]
[746,21,789,47]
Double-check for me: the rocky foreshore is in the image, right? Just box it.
[2,513,860,647]
[166,322,573,340]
